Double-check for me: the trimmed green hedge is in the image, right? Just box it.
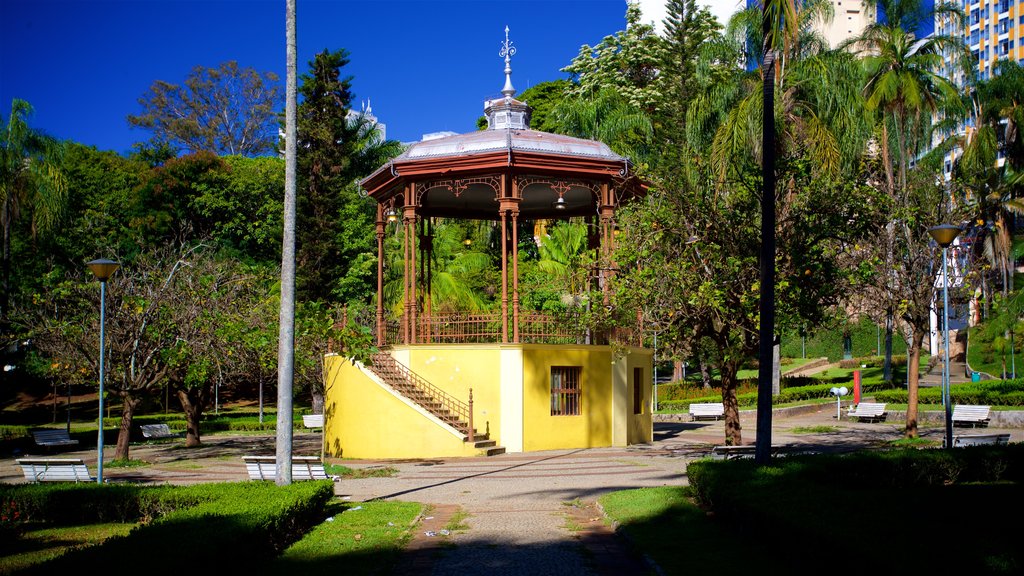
[837,354,907,369]
[873,378,1024,406]
[687,445,1024,573]
[1,481,334,575]
[660,380,900,412]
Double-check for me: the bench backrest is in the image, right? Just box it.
[952,433,1010,447]
[242,456,328,481]
[303,414,324,428]
[31,429,78,445]
[851,403,886,415]
[952,405,991,420]
[17,458,92,482]
[140,424,174,438]
[689,403,725,415]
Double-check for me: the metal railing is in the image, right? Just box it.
[377,311,644,347]
[369,352,475,442]
[419,313,503,343]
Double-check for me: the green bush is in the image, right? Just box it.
[4,481,334,575]
[873,379,1024,406]
[687,445,1024,573]
[780,317,907,361]
[838,354,907,369]
[659,380,900,412]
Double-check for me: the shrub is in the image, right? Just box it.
[3,481,335,575]
[873,379,1024,406]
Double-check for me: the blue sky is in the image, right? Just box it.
[0,0,704,155]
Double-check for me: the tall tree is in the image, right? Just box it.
[295,49,402,303]
[851,0,966,398]
[128,61,282,156]
[658,0,721,147]
[0,99,67,326]
[561,1,664,116]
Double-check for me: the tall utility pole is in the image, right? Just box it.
[755,0,778,465]
[276,0,297,485]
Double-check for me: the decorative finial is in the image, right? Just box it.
[500,25,516,98]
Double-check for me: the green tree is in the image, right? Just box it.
[0,99,68,324]
[658,0,722,147]
[128,61,282,156]
[850,0,966,420]
[561,1,664,115]
[295,49,402,304]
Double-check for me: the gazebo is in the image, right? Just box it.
[322,30,652,459]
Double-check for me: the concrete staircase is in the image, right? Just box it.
[368,352,505,456]
[919,359,973,387]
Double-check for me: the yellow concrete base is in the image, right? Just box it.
[322,344,652,459]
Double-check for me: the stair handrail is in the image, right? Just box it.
[370,353,474,441]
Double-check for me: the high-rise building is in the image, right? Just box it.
[818,0,877,47]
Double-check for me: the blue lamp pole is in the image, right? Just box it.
[928,225,960,450]
[87,259,119,483]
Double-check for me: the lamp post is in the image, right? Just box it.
[928,225,960,450]
[87,258,119,483]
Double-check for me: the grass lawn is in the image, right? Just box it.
[599,487,772,576]
[271,500,422,573]
[0,522,137,573]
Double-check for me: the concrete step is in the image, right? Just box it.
[482,445,506,456]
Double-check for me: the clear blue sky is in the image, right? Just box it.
[0,0,640,155]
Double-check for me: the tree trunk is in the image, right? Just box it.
[904,329,926,438]
[699,357,711,389]
[720,357,742,446]
[176,389,204,447]
[883,309,893,381]
[1,196,10,325]
[772,337,781,396]
[112,394,141,461]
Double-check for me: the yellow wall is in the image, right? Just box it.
[322,345,652,459]
[521,346,613,451]
[398,345,503,444]
[322,355,482,459]
[622,351,653,445]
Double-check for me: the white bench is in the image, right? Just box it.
[242,455,330,481]
[950,433,1010,447]
[302,414,324,429]
[710,444,809,460]
[689,402,725,421]
[952,405,991,428]
[17,458,94,482]
[846,402,887,423]
[140,423,181,439]
[31,429,79,448]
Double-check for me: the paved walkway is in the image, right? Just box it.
[3,407,1021,575]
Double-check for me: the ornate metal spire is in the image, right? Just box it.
[500,25,516,98]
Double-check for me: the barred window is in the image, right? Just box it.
[551,366,581,416]
[633,367,643,415]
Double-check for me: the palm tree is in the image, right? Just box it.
[552,89,653,164]
[957,61,1024,377]
[854,0,965,194]
[851,0,966,438]
[0,99,68,323]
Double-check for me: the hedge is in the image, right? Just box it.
[873,378,1024,406]
[686,445,1024,573]
[1,481,334,575]
[660,380,900,412]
